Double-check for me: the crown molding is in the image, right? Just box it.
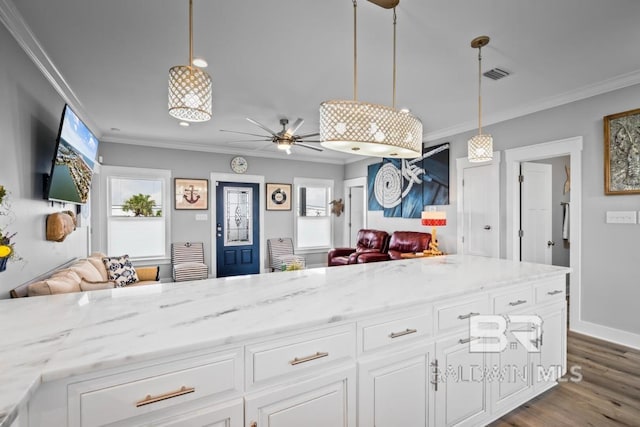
[424,68,640,142]
[0,0,101,136]
[102,135,349,165]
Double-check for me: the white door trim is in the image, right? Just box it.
[343,177,367,247]
[504,136,582,331]
[456,151,501,256]
[210,173,265,276]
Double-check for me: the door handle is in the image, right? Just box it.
[484,225,491,230]
[547,240,555,247]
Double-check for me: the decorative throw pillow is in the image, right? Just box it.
[102,255,139,287]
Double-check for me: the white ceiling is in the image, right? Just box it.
[6,0,640,163]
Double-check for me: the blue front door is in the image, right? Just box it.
[215,181,260,277]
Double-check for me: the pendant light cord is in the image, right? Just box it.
[189,0,194,67]
[392,8,397,109]
[477,45,482,134]
[353,0,358,101]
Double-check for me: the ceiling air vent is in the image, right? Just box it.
[483,67,511,80]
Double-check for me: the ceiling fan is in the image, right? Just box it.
[221,118,322,155]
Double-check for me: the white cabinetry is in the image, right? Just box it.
[535,302,567,388]
[244,367,355,427]
[434,334,488,427]
[152,398,243,427]
[359,344,435,427]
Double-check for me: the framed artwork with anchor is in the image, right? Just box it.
[175,178,208,210]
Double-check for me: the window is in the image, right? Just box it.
[294,177,333,252]
[101,166,171,261]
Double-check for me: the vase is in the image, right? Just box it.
[0,257,7,272]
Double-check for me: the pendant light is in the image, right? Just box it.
[468,36,492,162]
[319,0,422,158]
[168,0,212,122]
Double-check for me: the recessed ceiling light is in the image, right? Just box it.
[179,121,190,127]
[192,57,208,68]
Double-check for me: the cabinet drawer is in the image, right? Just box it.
[535,277,566,304]
[360,310,432,353]
[246,325,355,387]
[70,348,242,427]
[493,288,533,314]
[436,297,489,333]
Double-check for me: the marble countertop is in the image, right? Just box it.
[0,255,569,426]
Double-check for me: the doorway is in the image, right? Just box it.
[456,152,500,257]
[215,182,259,277]
[505,137,582,330]
[343,177,367,247]
[210,173,265,276]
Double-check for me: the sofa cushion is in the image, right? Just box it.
[102,255,139,287]
[87,256,110,282]
[136,266,160,282]
[70,260,104,283]
[51,269,82,285]
[27,276,82,297]
[80,280,115,292]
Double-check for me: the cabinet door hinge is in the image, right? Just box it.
[518,174,524,183]
[519,229,524,238]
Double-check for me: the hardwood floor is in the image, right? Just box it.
[490,331,640,426]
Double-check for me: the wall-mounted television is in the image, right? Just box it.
[47,104,99,205]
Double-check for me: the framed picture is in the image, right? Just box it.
[266,183,291,210]
[604,108,640,195]
[175,178,208,210]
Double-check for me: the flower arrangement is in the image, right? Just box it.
[0,185,20,270]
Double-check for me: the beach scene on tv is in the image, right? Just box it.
[47,106,98,204]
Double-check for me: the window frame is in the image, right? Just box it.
[293,177,334,253]
[100,165,172,263]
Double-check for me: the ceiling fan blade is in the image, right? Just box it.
[296,132,320,139]
[296,143,324,152]
[227,139,271,143]
[220,129,269,138]
[246,118,279,137]
[285,118,304,138]
[298,140,322,143]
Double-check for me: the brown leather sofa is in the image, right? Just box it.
[327,229,390,266]
[356,231,432,264]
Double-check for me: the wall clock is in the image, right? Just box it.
[230,156,248,174]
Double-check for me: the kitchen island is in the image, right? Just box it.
[0,255,569,427]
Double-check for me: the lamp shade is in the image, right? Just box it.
[421,211,447,227]
[319,100,423,158]
[168,65,212,122]
[468,133,493,163]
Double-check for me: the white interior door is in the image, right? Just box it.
[521,162,552,264]
[349,186,364,247]
[461,164,499,257]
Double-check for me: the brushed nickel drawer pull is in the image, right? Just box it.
[389,328,418,338]
[508,299,527,306]
[289,351,329,366]
[458,337,473,344]
[547,290,563,295]
[135,386,195,407]
[458,312,479,320]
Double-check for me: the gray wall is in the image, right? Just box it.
[97,142,345,276]
[0,24,89,298]
[347,83,640,336]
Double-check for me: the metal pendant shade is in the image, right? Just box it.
[320,0,422,158]
[468,36,493,162]
[168,0,212,122]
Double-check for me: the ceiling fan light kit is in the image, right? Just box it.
[168,0,213,123]
[468,35,493,162]
[319,0,422,159]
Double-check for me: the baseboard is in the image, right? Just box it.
[571,320,640,350]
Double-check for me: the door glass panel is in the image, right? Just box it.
[224,186,253,246]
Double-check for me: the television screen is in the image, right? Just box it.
[47,105,99,204]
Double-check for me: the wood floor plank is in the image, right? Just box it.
[490,330,640,426]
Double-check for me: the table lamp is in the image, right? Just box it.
[421,210,447,255]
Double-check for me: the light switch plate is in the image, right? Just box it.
[195,213,208,221]
[605,211,637,224]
